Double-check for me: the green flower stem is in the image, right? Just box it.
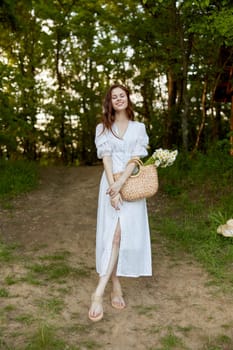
[143,157,155,166]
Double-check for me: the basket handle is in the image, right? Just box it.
[127,158,143,178]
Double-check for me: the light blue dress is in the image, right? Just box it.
[95,120,152,277]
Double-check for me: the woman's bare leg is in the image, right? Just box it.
[111,262,126,309]
[88,221,121,320]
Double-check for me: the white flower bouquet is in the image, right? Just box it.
[144,148,178,168]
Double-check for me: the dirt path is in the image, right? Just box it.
[1,166,233,350]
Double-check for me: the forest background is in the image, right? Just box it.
[1,2,233,349]
[1,0,233,165]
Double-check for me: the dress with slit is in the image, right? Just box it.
[95,120,152,277]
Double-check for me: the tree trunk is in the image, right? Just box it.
[141,79,153,123]
[166,68,177,147]
[230,95,233,156]
[55,28,68,164]
[192,79,208,155]
[179,30,193,152]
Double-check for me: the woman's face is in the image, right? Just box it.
[111,87,128,112]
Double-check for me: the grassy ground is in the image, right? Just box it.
[151,146,233,290]
[0,152,233,349]
[1,152,233,284]
[0,243,93,350]
[0,160,38,207]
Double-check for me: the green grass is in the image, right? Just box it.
[132,304,158,316]
[4,275,18,285]
[4,323,97,350]
[38,251,71,261]
[201,334,233,350]
[0,241,19,263]
[0,338,15,350]
[3,305,16,312]
[0,159,38,199]
[1,150,232,349]
[23,324,79,350]
[65,323,91,335]
[34,297,64,314]
[149,330,186,350]
[25,261,89,283]
[15,314,35,325]
[0,288,9,298]
[151,148,233,288]
[160,332,185,349]
[78,340,101,349]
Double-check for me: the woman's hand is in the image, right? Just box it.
[110,193,123,210]
[106,180,123,199]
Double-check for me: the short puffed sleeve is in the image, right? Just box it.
[95,123,112,159]
[131,122,149,158]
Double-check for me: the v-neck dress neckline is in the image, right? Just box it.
[114,120,131,139]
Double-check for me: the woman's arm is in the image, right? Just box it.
[102,156,115,186]
[106,157,139,198]
[102,155,123,210]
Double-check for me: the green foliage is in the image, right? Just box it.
[0,240,19,263]
[202,333,233,350]
[160,143,233,190]
[153,149,233,287]
[25,261,88,282]
[160,331,184,349]
[24,324,79,350]
[15,314,35,326]
[1,0,233,162]
[23,250,89,286]
[35,298,64,314]
[0,288,9,297]
[0,160,38,198]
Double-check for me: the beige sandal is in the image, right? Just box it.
[88,294,103,322]
[111,291,126,310]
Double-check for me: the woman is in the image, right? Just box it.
[88,84,152,322]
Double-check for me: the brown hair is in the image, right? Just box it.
[101,84,135,131]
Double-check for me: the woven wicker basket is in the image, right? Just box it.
[113,159,159,202]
